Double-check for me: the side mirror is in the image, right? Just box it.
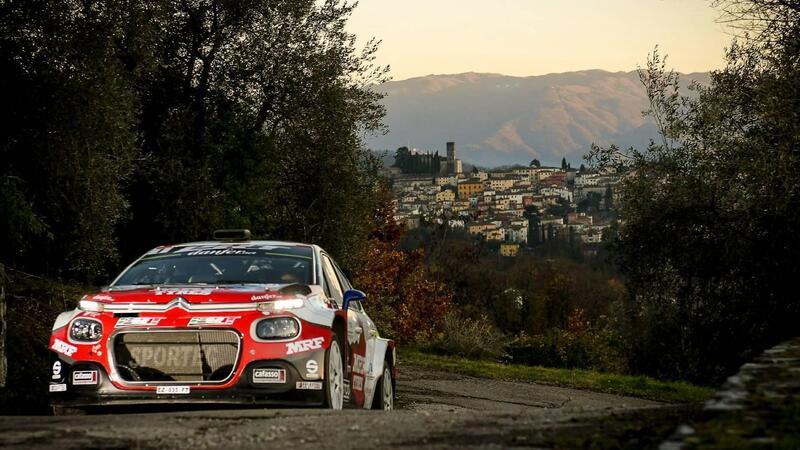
[342,289,366,311]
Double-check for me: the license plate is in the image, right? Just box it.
[156,386,190,395]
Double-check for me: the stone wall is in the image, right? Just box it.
[661,338,800,449]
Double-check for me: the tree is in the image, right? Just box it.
[355,185,452,341]
[561,157,567,170]
[587,2,800,382]
[530,159,541,168]
[0,0,389,281]
[394,147,411,172]
[603,186,614,210]
[577,192,602,212]
[0,0,140,281]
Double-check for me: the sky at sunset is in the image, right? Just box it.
[348,0,732,80]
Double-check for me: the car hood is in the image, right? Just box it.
[82,284,312,306]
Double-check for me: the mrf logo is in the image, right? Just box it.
[51,338,77,357]
[285,337,325,355]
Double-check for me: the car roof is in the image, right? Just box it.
[169,240,317,249]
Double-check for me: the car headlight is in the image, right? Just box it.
[70,318,103,342]
[255,317,300,340]
[257,298,305,312]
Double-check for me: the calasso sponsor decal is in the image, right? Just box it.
[51,338,77,357]
[252,368,286,384]
[72,370,99,385]
[285,337,324,355]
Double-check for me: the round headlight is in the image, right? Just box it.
[70,318,103,342]
[255,318,299,340]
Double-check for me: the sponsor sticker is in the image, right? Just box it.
[251,293,280,301]
[343,379,351,401]
[352,374,364,392]
[49,384,67,393]
[305,360,320,379]
[116,317,163,327]
[156,386,190,395]
[51,338,77,357]
[188,316,238,326]
[365,375,376,397]
[285,337,325,355]
[353,355,367,374]
[72,370,99,386]
[252,368,286,384]
[295,381,323,390]
[154,287,214,296]
[52,361,62,380]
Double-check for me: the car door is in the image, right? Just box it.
[331,261,379,407]
[320,254,368,407]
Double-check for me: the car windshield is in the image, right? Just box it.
[112,244,314,286]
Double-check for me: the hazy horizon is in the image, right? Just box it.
[386,67,712,83]
[348,0,732,81]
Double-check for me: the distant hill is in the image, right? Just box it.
[368,70,710,168]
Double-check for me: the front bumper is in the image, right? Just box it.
[49,355,325,408]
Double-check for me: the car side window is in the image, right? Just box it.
[332,261,362,312]
[321,255,343,307]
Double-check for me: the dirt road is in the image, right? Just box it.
[0,365,665,449]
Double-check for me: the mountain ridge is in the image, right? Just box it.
[369,70,710,167]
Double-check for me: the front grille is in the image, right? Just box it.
[112,330,240,383]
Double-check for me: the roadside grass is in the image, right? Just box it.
[402,349,714,404]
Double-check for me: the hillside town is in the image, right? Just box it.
[386,142,622,256]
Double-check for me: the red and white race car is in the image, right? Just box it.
[48,230,396,412]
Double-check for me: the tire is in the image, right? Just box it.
[322,333,344,409]
[372,364,394,410]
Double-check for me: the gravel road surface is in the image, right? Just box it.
[0,365,663,449]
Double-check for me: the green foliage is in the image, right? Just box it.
[0,0,139,281]
[587,3,800,383]
[392,147,441,174]
[577,191,602,212]
[420,312,509,360]
[545,197,572,217]
[402,228,625,336]
[509,328,627,373]
[0,269,84,414]
[0,0,387,281]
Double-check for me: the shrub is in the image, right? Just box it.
[509,327,628,373]
[422,312,509,361]
[0,267,84,414]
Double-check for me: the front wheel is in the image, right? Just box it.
[322,334,344,409]
[372,364,394,410]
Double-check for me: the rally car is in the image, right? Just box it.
[48,230,396,413]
